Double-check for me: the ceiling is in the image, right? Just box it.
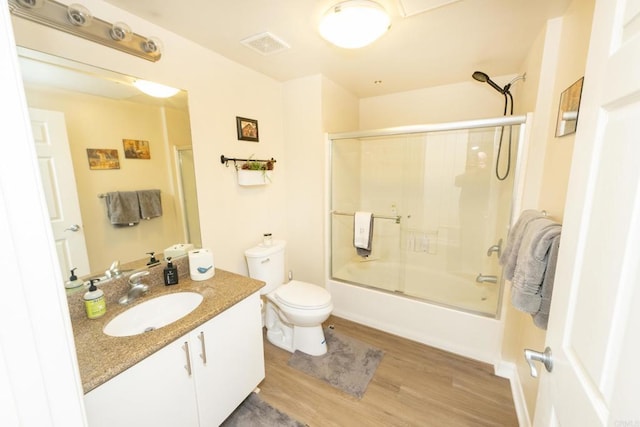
[103,0,572,98]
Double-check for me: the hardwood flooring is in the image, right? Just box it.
[258,316,518,427]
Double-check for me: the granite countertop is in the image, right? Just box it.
[68,258,264,394]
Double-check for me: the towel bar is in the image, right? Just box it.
[331,211,401,224]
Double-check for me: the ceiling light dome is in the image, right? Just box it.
[133,79,179,98]
[319,0,390,49]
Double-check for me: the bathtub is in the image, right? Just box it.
[328,261,505,364]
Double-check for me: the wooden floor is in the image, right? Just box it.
[258,316,518,427]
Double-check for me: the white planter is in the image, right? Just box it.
[237,170,272,186]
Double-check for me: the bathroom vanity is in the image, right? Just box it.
[67,263,265,427]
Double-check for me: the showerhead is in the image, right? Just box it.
[472,70,505,94]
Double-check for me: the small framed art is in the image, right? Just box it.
[236,116,259,142]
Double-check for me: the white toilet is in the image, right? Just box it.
[245,240,333,356]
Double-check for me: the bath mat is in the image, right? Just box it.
[220,392,306,427]
[287,328,384,399]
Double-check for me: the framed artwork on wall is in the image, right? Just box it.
[86,149,120,170]
[123,139,151,159]
[236,116,259,142]
[555,77,584,137]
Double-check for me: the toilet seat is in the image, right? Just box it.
[273,280,332,310]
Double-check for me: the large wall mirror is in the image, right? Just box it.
[17,47,202,282]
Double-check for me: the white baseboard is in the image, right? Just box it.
[494,361,531,427]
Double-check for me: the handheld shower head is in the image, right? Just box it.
[472,70,505,94]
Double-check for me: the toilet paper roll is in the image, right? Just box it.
[188,248,215,281]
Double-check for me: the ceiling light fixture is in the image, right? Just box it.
[319,0,390,49]
[133,80,180,98]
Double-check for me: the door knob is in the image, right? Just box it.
[524,347,553,378]
[65,224,81,232]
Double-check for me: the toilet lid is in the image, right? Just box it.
[274,280,332,309]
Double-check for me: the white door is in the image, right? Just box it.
[30,108,90,279]
[533,0,640,425]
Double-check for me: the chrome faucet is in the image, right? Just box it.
[476,273,498,284]
[486,238,503,257]
[119,271,150,305]
[105,260,123,279]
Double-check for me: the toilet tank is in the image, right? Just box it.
[244,240,286,294]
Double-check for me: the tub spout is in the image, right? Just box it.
[476,273,498,284]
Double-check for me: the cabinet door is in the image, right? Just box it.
[192,292,265,426]
[84,337,199,427]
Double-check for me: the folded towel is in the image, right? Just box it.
[105,191,140,226]
[354,212,373,257]
[532,234,561,330]
[500,210,546,280]
[137,189,162,219]
[510,218,561,313]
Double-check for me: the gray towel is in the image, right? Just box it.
[532,234,561,330]
[137,189,162,219]
[354,212,373,257]
[511,218,561,313]
[500,209,546,280]
[105,191,140,225]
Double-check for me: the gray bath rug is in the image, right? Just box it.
[287,328,384,399]
[220,392,306,427]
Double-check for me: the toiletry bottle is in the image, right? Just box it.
[164,257,179,285]
[65,267,82,289]
[84,279,106,319]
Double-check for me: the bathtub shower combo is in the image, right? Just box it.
[329,116,528,321]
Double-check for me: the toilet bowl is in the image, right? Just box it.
[245,241,333,356]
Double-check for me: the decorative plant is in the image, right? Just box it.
[240,156,274,171]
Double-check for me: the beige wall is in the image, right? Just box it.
[23,86,185,271]
[500,0,595,420]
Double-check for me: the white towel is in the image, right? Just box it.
[354,212,373,257]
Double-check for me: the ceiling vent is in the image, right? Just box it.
[398,0,462,17]
[240,32,290,56]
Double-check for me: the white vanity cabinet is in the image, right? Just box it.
[84,292,264,427]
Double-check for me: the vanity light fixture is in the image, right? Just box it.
[319,0,391,49]
[133,79,180,98]
[8,0,163,62]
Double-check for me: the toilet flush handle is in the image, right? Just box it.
[261,258,270,264]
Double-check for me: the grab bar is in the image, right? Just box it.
[331,211,401,224]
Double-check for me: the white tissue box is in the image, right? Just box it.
[164,243,194,260]
[188,248,215,281]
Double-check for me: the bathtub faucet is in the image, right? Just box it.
[476,273,498,284]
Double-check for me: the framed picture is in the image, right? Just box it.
[87,149,120,170]
[236,116,259,142]
[123,139,151,159]
[555,77,584,137]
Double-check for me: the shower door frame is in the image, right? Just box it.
[327,114,529,318]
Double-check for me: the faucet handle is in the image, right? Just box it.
[129,270,150,285]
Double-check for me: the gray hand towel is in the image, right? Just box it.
[532,234,561,330]
[105,191,140,225]
[511,219,561,313]
[500,210,546,280]
[137,189,162,219]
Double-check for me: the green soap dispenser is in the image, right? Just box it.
[84,279,106,319]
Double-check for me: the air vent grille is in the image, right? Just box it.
[240,32,290,56]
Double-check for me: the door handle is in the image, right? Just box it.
[65,224,81,232]
[524,347,553,378]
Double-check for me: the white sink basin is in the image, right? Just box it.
[103,292,203,337]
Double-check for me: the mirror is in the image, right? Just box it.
[555,77,584,137]
[17,47,202,282]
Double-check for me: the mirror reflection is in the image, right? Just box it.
[18,48,202,282]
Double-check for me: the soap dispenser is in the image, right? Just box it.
[84,279,106,319]
[64,267,83,289]
[164,257,179,286]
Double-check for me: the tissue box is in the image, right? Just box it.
[164,243,194,260]
[188,248,215,281]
